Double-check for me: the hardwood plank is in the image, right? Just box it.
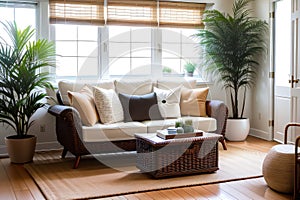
[14,190,34,200]
[189,186,223,200]
[130,192,154,200]
[0,159,16,200]
[181,187,207,200]
[224,180,267,200]
[3,160,28,192]
[121,194,140,200]
[202,184,238,200]
[170,187,197,200]
[251,178,291,200]
[144,190,169,199]
[216,182,252,200]
[157,189,185,199]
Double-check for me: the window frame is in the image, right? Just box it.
[51,24,201,80]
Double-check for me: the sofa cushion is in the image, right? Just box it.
[156,78,197,90]
[93,87,124,124]
[118,92,163,122]
[143,117,216,133]
[154,86,181,119]
[82,122,147,142]
[115,79,153,95]
[58,80,115,105]
[180,87,209,117]
[67,86,99,126]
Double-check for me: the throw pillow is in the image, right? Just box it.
[67,85,99,126]
[180,87,209,117]
[154,86,181,119]
[58,80,115,105]
[156,79,197,90]
[115,79,153,95]
[118,92,163,122]
[93,87,124,124]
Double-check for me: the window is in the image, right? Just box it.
[0,1,36,42]
[109,26,152,76]
[51,24,100,78]
[49,1,205,79]
[51,25,200,78]
[161,28,199,76]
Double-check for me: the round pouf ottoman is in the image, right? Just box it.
[262,144,295,193]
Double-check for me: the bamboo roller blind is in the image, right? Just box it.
[49,0,206,28]
[107,0,157,26]
[159,1,205,28]
[49,0,105,25]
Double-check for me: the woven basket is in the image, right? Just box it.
[136,133,220,178]
[263,144,295,193]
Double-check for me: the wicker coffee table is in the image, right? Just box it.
[135,132,222,178]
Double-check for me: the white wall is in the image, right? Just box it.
[249,0,271,140]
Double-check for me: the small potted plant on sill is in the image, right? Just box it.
[163,66,172,74]
[0,21,55,163]
[184,61,196,77]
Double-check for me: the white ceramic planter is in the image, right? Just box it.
[225,118,250,141]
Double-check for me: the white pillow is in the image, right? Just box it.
[93,87,124,124]
[154,86,181,119]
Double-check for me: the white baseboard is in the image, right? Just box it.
[36,141,62,151]
[0,141,62,156]
[249,128,272,141]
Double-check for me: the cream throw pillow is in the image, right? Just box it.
[67,86,99,126]
[180,87,209,117]
[115,79,153,95]
[93,87,124,124]
[154,86,181,119]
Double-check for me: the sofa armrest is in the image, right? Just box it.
[206,100,228,137]
[48,105,89,157]
[48,104,73,117]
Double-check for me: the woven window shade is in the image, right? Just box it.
[159,1,205,28]
[49,0,104,25]
[107,0,157,27]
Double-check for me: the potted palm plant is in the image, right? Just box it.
[0,21,55,163]
[195,0,268,141]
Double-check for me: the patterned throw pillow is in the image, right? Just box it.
[180,87,209,117]
[118,92,163,122]
[154,86,181,119]
[67,85,99,126]
[93,87,124,124]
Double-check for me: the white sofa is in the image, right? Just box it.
[48,78,228,168]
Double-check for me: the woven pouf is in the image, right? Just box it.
[262,144,295,193]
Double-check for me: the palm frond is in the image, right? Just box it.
[195,0,268,118]
[0,21,55,136]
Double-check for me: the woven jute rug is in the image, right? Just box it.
[25,146,266,200]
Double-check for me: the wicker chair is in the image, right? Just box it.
[284,123,300,200]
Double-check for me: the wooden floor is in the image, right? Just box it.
[0,136,292,200]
